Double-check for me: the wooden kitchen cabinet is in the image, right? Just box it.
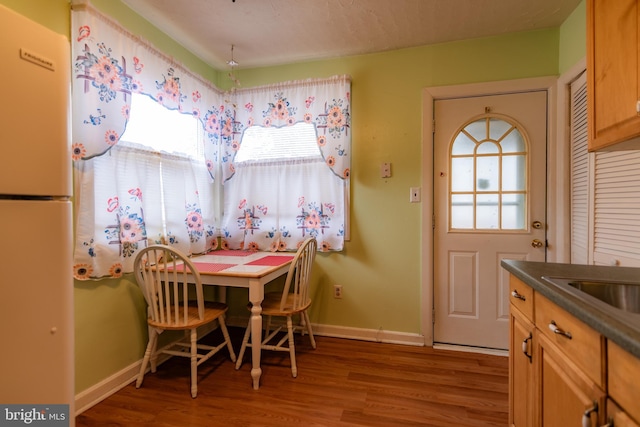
[608,340,640,425]
[606,399,640,427]
[587,0,640,150]
[509,277,535,427]
[534,294,604,388]
[509,277,606,426]
[535,294,606,427]
[537,331,605,427]
[509,309,535,427]
[505,263,640,427]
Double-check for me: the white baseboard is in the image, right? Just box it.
[226,316,426,346]
[74,352,172,416]
[433,343,508,357]
[75,322,425,415]
[74,359,141,416]
[75,321,220,416]
[311,323,425,346]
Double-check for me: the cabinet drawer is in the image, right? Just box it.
[609,340,640,424]
[509,276,534,320]
[535,293,604,388]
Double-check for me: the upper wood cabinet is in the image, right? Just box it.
[587,0,640,151]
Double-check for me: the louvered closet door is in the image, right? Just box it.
[570,72,589,265]
[593,150,640,267]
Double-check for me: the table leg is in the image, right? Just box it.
[248,280,264,390]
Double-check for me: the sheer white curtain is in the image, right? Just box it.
[74,144,216,279]
[221,158,345,252]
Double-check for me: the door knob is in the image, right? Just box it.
[531,239,544,248]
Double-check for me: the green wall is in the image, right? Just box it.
[1,0,586,395]
[559,0,587,74]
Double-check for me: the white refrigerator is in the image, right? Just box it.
[0,4,74,423]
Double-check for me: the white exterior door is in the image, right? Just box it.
[433,91,547,350]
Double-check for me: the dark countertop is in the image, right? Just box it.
[501,260,640,359]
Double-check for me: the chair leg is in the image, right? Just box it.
[136,331,157,388]
[286,316,298,378]
[264,315,272,337]
[235,320,251,370]
[302,311,316,349]
[190,328,198,398]
[218,315,236,362]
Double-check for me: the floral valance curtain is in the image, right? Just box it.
[222,76,351,182]
[70,1,222,171]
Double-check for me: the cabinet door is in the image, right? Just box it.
[587,0,640,150]
[537,333,605,427]
[607,399,640,427]
[510,308,534,427]
[608,340,640,424]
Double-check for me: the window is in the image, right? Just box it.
[220,121,345,252]
[73,93,217,279]
[234,122,319,163]
[121,94,203,158]
[450,117,527,230]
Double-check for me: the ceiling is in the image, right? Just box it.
[121,0,582,70]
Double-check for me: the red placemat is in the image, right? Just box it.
[166,262,235,273]
[246,255,294,266]
[207,250,254,257]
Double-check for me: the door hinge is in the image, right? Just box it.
[432,307,436,324]
[432,214,436,229]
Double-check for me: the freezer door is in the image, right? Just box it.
[0,200,74,410]
[0,5,71,197]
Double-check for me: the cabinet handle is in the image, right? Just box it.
[636,100,640,114]
[511,290,526,301]
[582,402,598,427]
[548,321,572,339]
[521,332,532,363]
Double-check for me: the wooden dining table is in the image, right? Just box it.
[179,250,295,390]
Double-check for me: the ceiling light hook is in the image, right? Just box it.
[227,44,241,92]
[227,44,239,67]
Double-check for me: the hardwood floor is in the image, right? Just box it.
[76,327,508,427]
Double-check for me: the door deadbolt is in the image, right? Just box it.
[532,221,543,229]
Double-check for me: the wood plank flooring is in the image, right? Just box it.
[76,327,508,427]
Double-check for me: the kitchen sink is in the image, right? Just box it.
[541,277,640,314]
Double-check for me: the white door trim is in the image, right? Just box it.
[421,76,558,346]
[554,57,587,265]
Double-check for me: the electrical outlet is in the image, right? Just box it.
[333,284,343,298]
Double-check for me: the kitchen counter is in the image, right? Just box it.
[501,260,640,359]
